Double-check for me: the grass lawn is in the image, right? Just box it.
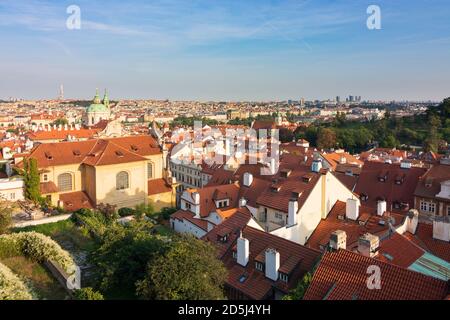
[13,219,98,288]
[13,219,96,252]
[1,256,68,300]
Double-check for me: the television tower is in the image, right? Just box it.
[59,84,64,100]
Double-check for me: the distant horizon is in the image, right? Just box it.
[0,94,444,104]
[1,1,449,101]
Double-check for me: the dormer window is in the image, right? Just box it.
[280,169,291,178]
[378,171,388,182]
[279,273,289,283]
[72,150,81,157]
[393,201,400,209]
[130,145,139,152]
[218,234,228,243]
[395,174,405,185]
[255,262,264,272]
[44,152,53,160]
[361,194,368,201]
[115,150,124,157]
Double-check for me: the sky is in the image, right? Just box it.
[0,0,449,101]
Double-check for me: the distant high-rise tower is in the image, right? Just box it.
[336,96,340,103]
[59,84,64,100]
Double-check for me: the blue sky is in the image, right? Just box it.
[0,0,449,101]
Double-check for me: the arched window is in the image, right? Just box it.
[57,173,73,192]
[116,171,129,190]
[147,162,153,179]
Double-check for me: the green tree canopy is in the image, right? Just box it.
[136,235,227,300]
[23,158,41,203]
[91,220,166,298]
[73,287,104,300]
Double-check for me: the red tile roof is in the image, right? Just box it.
[27,128,100,141]
[148,178,172,195]
[39,181,58,194]
[187,183,241,218]
[203,210,321,299]
[59,191,94,212]
[306,200,405,251]
[18,136,161,168]
[414,163,450,200]
[404,223,450,263]
[354,161,427,211]
[171,209,209,231]
[304,249,448,300]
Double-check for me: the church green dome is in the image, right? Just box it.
[87,103,109,113]
[87,89,109,113]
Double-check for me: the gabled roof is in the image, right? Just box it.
[186,183,241,218]
[306,200,405,251]
[19,136,161,168]
[59,191,95,212]
[203,210,321,300]
[256,163,322,213]
[354,161,427,211]
[414,163,450,200]
[304,249,448,300]
[404,223,450,263]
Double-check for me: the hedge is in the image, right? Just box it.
[0,232,76,274]
[0,262,33,300]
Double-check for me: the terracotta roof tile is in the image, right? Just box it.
[304,249,448,300]
[203,210,321,299]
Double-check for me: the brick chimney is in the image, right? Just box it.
[330,230,347,250]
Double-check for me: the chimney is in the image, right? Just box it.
[288,199,298,226]
[243,172,253,187]
[239,197,247,208]
[192,192,200,205]
[346,198,359,220]
[358,233,380,257]
[406,209,419,234]
[377,200,387,216]
[330,230,347,251]
[237,232,249,267]
[432,218,450,242]
[311,159,322,173]
[265,248,280,281]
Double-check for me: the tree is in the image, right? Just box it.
[73,287,104,300]
[423,114,441,152]
[91,221,166,298]
[136,235,227,300]
[316,128,337,149]
[23,158,41,203]
[53,118,69,126]
[282,272,313,300]
[0,203,12,234]
[279,128,294,143]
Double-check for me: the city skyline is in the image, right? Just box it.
[1,0,450,101]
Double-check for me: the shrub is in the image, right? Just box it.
[118,207,136,217]
[73,287,104,300]
[0,232,76,274]
[72,208,112,239]
[0,262,33,300]
[0,204,12,234]
[160,207,177,220]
